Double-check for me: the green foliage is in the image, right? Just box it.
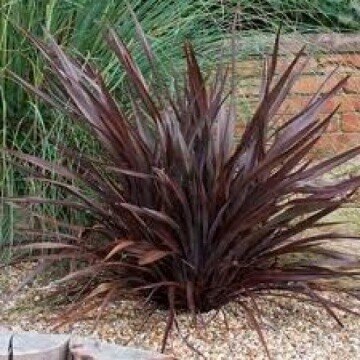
[0,0,227,247]
[1,0,360,247]
[6,23,360,357]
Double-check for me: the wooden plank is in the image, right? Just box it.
[12,332,70,360]
[69,337,176,360]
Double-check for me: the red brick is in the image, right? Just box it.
[316,97,338,113]
[277,112,339,132]
[343,77,360,93]
[320,95,360,113]
[235,122,246,136]
[277,96,310,115]
[275,56,319,75]
[314,133,360,155]
[326,114,340,132]
[277,96,346,116]
[271,114,287,127]
[341,112,360,132]
[237,56,318,78]
[282,95,338,115]
[314,93,360,114]
[292,74,345,94]
[311,138,335,158]
[292,76,322,94]
[282,94,354,115]
[346,54,360,68]
[311,134,349,158]
[339,95,360,111]
[318,54,360,69]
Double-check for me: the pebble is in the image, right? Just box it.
[0,263,359,359]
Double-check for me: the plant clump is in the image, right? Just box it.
[5,21,360,357]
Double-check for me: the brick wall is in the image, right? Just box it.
[235,41,360,157]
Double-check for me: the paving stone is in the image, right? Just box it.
[69,336,176,360]
[12,332,70,360]
[0,332,12,360]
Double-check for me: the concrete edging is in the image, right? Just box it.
[0,331,175,360]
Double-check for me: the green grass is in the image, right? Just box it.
[0,0,230,249]
[1,0,360,249]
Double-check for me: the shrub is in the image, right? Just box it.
[5,23,360,356]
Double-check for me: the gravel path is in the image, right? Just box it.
[0,263,360,360]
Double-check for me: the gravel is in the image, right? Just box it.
[0,263,360,360]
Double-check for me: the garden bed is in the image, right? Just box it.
[3,21,360,360]
[0,263,359,360]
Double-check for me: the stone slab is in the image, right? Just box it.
[12,332,70,360]
[69,337,176,360]
[0,333,12,360]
